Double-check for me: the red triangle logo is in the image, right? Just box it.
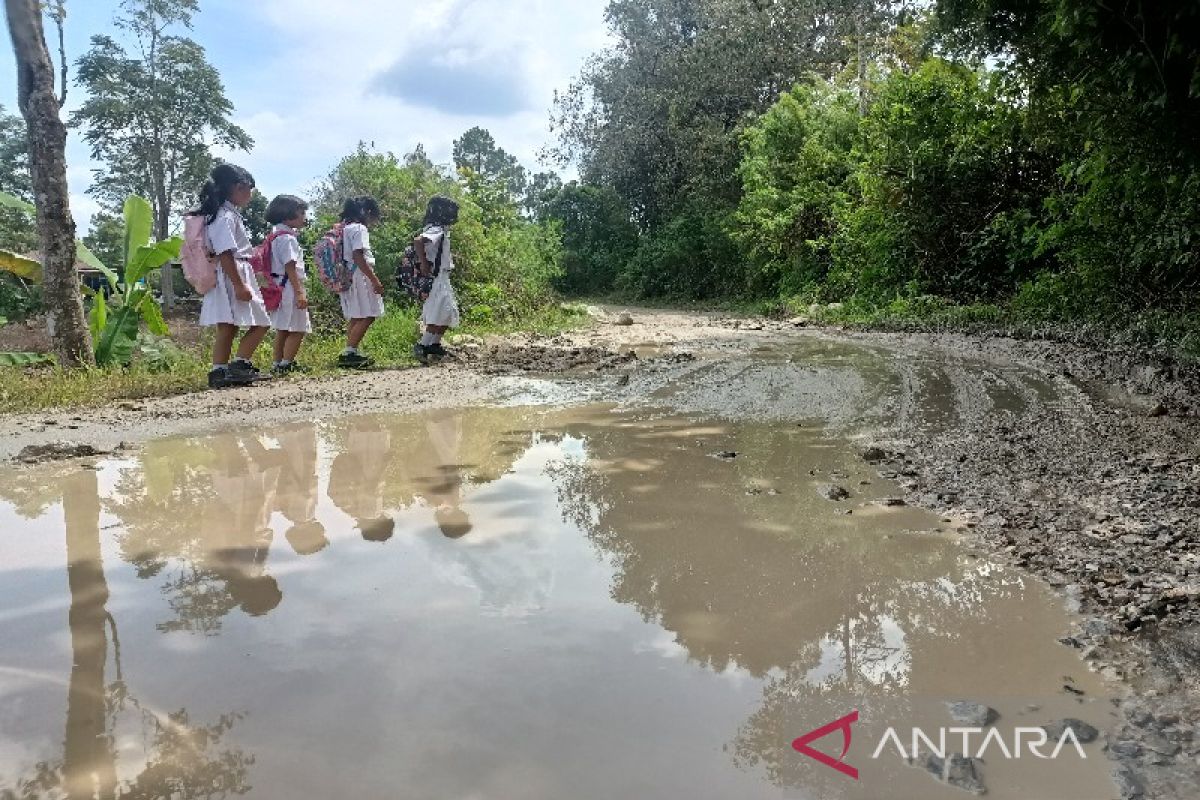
[792,710,860,780]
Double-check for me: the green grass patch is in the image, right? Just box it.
[0,303,588,415]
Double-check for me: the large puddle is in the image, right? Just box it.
[1,405,1117,799]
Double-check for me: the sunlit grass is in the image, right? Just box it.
[0,305,588,415]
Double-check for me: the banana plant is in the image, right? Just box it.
[0,190,116,285]
[90,196,182,367]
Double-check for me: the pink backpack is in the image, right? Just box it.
[181,215,217,295]
[249,230,296,312]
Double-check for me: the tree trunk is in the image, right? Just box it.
[155,184,175,307]
[6,0,94,367]
[62,469,118,800]
[856,5,869,117]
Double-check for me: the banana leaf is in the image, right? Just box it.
[0,249,42,281]
[0,191,35,214]
[126,238,182,285]
[0,352,54,367]
[77,241,119,288]
[123,196,154,263]
[93,301,141,367]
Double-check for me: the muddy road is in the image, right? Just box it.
[1,307,1197,799]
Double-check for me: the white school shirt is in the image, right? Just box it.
[421,226,455,275]
[206,201,254,261]
[270,223,305,282]
[343,222,376,268]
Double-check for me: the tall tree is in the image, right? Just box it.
[5,0,93,366]
[74,0,252,307]
[453,126,527,200]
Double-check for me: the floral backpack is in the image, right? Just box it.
[248,230,296,312]
[396,226,446,303]
[313,222,354,294]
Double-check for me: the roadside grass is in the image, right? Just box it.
[0,304,588,415]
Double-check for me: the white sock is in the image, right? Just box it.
[343,347,358,356]
[420,333,436,346]
[432,333,444,344]
[213,363,228,371]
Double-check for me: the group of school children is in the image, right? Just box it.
[191,163,460,390]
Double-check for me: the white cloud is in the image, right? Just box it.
[229,0,613,199]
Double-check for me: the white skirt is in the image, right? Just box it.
[271,280,312,333]
[340,269,385,320]
[199,261,272,328]
[421,277,460,328]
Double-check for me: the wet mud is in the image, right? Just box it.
[2,306,1198,798]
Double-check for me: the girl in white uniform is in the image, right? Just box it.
[412,196,461,365]
[337,196,385,369]
[264,194,311,374]
[193,164,271,389]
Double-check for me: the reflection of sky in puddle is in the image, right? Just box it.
[0,405,1117,800]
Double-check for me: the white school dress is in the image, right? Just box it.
[340,222,385,320]
[420,226,460,328]
[268,223,311,334]
[199,201,271,328]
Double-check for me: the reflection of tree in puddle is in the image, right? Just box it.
[106,434,287,634]
[545,414,1028,792]
[0,469,252,798]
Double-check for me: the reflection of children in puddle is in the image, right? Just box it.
[416,411,554,616]
[274,423,328,556]
[328,417,395,542]
[203,436,283,616]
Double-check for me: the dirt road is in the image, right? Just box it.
[2,305,1198,798]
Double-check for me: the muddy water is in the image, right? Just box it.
[0,405,1116,800]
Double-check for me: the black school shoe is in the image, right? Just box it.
[425,343,448,358]
[208,367,254,390]
[338,352,375,370]
[412,343,429,365]
[229,360,269,382]
[272,362,310,376]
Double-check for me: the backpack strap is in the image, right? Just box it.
[265,229,297,287]
[423,225,447,278]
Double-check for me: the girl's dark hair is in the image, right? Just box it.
[340,196,381,224]
[424,195,460,227]
[192,163,255,223]
[265,194,309,225]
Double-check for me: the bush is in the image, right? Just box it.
[827,60,1053,303]
[618,202,742,299]
[734,82,860,296]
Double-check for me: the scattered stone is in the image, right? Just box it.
[1142,734,1181,757]
[876,497,908,508]
[861,446,888,463]
[16,443,108,464]
[1042,719,1099,744]
[1109,740,1143,759]
[921,754,986,796]
[616,374,631,387]
[817,484,851,502]
[1147,403,1168,418]
[1112,765,1146,800]
[946,701,999,728]
[615,312,635,326]
[1062,684,1086,697]
[710,451,738,461]
[788,316,809,327]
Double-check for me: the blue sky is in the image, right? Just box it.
[0,0,612,228]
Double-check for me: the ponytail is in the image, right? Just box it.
[190,163,255,223]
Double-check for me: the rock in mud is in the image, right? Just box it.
[875,497,908,508]
[946,701,999,727]
[1112,765,1146,800]
[817,484,851,501]
[615,312,635,326]
[710,451,738,461]
[861,446,888,463]
[17,442,108,464]
[921,753,986,796]
[1042,719,1099,744]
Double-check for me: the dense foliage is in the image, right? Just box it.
[546,0,1200,348]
